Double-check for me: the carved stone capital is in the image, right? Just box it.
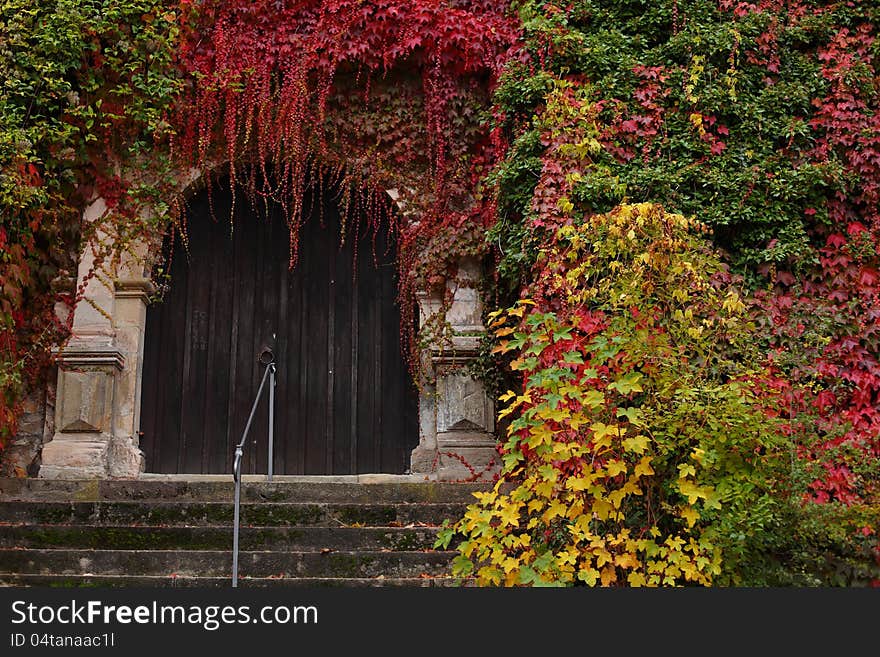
[55,348,125,371]
[114,278,156,304]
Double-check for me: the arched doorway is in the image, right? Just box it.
[139,181,419,475]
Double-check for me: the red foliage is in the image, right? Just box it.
[171,0,522,366]
[175,0,520,233]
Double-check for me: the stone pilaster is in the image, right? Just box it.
[108,247,154,477]
[409,257,499,481]
[38,198,147,479]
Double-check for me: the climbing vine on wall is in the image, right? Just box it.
[0,0,183,450]
[450,0,880,585]
[0,0,522,450]
[1,0,878,584]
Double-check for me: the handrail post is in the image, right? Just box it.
[232,446,243,589]
[268,364,275,482]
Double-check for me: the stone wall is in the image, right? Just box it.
[0,378,54,478]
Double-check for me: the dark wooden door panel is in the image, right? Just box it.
[140,183,418,474]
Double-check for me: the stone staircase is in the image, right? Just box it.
[0,477,487,587]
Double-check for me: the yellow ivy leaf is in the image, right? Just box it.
[622,434,649,454]
[478,566,502,585]
[568,412,587,431]
[590,422,620,450]
[680,505,700,528]
[605,459,627,477]
[607,489,627,509]
[472,490,498,504]
[593,547,613,568]
[627,571,647,587]
[515,392,533,406]
[544,498,568,521]
[578,568,600,586]
[567,476,592,492]
[529,426,554,449]
[634,456,655,477]
[614,552,639,569]
[573,514,593,537]
[497,504,521,527]
[566,500,585,519]
[600,565,617,586]
[502,557,520,574]
[539,407,568,422]
[535,480,555,499]
[678,479,709,504]
[581,389,606,409]
[592,499,613,520]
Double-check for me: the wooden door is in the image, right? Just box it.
[139,183,419,474]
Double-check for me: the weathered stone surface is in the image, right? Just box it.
[436,431,499,482]
[0,478,493,503]
[113,275,153,440]
[436,371,494,434]
[409,256,497,478]
[39,440,109,479]
[0,478,487,587]
[0,499,470,527]
[107,436,145,478]
[0,574,467,587]
[0,385,50,478]
[0,548,457,579]
[68,199,116,339]
[57,370,113,433]
[443,257,484,331]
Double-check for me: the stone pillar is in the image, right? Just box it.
[107,241,153,478]
[39,198,146,479]
[409,257,499,481]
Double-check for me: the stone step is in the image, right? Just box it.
[0,524,443,551]
[0,501,467,528]
[0,548,456,579]
[0,478,491,504]
[0,573,469,588]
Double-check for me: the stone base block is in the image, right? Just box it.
[39,438,110,480]
[39,434,145,480]
[436,431,499,482]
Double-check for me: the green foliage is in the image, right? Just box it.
[0,0,182,447]
[441,203,783,585]
[441,202,880,586]
[488,0,880,285]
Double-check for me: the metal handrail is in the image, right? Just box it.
[232,350,277,588]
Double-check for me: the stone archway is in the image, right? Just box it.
[38,171,498,481]
[138,178,419,475]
